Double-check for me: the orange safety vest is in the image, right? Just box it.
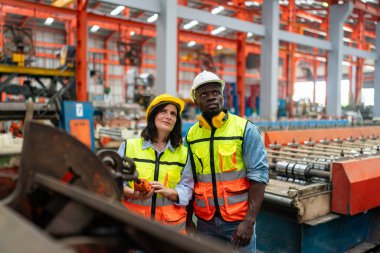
[186,114,250,221]
[122,138,188,234]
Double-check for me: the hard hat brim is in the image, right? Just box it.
[191,79,225,102]
[146,95,185,120]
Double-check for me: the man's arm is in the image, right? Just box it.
[232,180,265,247]
[232,122,269,247]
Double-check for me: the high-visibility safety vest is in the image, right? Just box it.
[186,114,250,222]
[122,138,188,234]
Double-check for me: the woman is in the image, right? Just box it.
[118,94,193,234]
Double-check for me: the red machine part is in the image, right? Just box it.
[264,126,380,147]
[332,157,380,215]
[134,178,152,193]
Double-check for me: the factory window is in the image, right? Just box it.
[341,80,350,107]
[315,81,326,106]
[293,81,314,102]
[294,80,350,107]
[361,88,374,106]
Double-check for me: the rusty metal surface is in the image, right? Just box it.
[14,121,121,203]
[33,174,231,253]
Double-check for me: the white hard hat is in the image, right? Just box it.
[191,70,225,102]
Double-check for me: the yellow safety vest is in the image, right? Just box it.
[122,138,188,234]
[186,114,250,221]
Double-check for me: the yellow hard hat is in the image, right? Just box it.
[146,94,185,120]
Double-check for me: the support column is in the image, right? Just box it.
[156,0,177,95]
[326,2,352,117]
[76,0,88,101]
[260,0,279,120]
[374,23,380,118]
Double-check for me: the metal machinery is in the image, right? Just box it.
[258,126,380,253]
[0,121,229,253]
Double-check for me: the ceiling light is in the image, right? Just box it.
[245,1,260,7]
[130,31,135,36]
[183,20,199,30]
[187,41,196,47]
[216,45,223,50]
[110,6,125,16]
[211,6,224,15]
[90,25,100,33]
[247,32,253,37]
[338,0,344,4]
[147,13,158,23]
[44,17,54,25]
[211,26,226,35]
[227,2,233,5]
[316,57,326,62]
[322,2,329,7]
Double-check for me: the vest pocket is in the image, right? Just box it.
[194,149,208,174]
[161,208,186,224]
[194,186,211,215]
[222,182,249,216]
[165,170,181,188]
[122,200,147,218]
[218,144,238,172]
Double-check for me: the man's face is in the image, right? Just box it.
[195,82,224,114]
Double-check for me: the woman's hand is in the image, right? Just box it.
[150,181,179,202]
[123,186,154,200]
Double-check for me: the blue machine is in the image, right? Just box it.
[60,101,95,151]
[257,207,379,253]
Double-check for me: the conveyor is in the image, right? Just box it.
[258,126,380,253]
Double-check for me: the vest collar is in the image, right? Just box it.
[142,138,174,152]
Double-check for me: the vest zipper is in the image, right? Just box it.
[210,128,220,215]
[151,151,163,220]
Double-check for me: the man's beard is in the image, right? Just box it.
[203,109,222,121]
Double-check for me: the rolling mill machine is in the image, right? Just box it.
[257,127,380,253]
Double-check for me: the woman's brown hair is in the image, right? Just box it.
[141,103,183,148]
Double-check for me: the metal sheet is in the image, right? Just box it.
[0,205,74,253]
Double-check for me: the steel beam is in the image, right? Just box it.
[374,23,380,119]
[260,0,279,120]
[98,0,160,13]
[76,0,88,101]
[343,46,378,60]
[279,30,332,51]
[0,65,75,77]
[326,2,353,118]
[177,6,265,37]
[0,0,77,16]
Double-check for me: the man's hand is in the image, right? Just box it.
[231,219,254,248]
[150,181,179,202]
[231,181,265,248]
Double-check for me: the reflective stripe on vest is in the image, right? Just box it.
[195,192,248,207]
[187,114,249,221]
[125,197,174,207]
[197,170,246,182]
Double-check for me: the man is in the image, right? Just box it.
[186,70,269,253]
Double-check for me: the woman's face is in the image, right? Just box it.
[154,104,178,135]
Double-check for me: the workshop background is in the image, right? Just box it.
[1,0,380,253]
